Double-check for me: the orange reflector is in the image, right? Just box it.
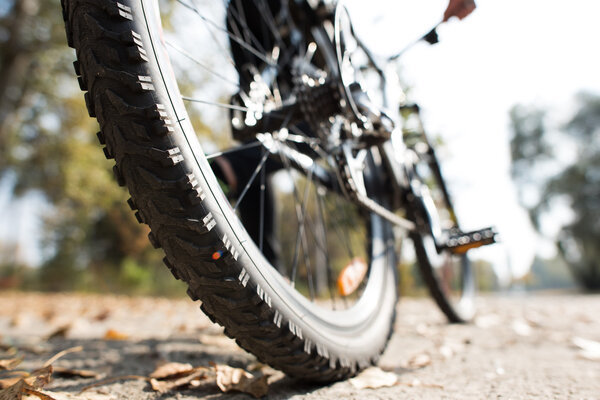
[337,258,368,296]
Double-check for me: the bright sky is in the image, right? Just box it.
[2,0,599,281]
[347,0,600,280]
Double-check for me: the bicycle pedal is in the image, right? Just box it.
[441,227,497,255]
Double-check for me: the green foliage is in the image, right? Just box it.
[524,256,576,291]
[0,0,184,295]
[472,259,498,292]
[510,92,600,291]
[398,260,427,297]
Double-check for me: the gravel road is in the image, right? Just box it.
[1,292,598,399]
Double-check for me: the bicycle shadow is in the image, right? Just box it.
[28,334,411,399]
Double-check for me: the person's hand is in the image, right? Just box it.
[443,0,476,22]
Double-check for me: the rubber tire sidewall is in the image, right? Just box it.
[136,0,399,368]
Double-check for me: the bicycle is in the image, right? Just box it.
[61,0,496,381]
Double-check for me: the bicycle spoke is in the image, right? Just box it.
[226,0,269,56]
[166,41,240,88]
[183,0,236,67]
[205,141,263,160]
[169,0,374,310]
[232,150,270,212]
[318,192,356,261]
[299,169,317,300]
[256,0,285,48]
[177,0,276,67]
[315,186,337,308]
[289,168,316,297]
[181,96,249,112]
[334,194,356,260]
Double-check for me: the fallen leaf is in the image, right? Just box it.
[39,391,116,400]
[349,367,398,389]
[46,325,71,340]
[149,369,207,393]
[79,376,147,394]
[407,353,432,369]
[0,371,56,400]
[0,379,26,400]
[43,347,83,368]
[415,323,434,337]
[22,387,57,400]
[52,367,99,379]
[102,330,128,341]
[9,315,23,328]
[24,366,53,389]
[572,337,600,361]
[93,310,111,322]
[438,345,454,359]
[214,364,268,398]
[398,378,443,389]
[41,310,56,322]
[0,373,29,389]
[0,345,16,355]
[0,358,22,371]
[149,362,194,380]
[511,319,533,337]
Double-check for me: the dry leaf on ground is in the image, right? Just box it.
[572,337,600,361]
[0,372,29,389]
[511,319,533,337]
[407,353,432,369]
[0,358,22,371]
[46,326,71,340]
[38,391,116,400]
[21,387,57,400]
[349,367,398,389]
[147,361,208,393]
[52,367,98,379]
[93,310,111,322]
[398,378,443,389]
[149,369,207,394]
[102,330,128,341]
[149,362,194,380]
[79,375,148,394]
[24,366,53,389]
[0,366,55,400]
[214,364,269,398]
[0,379,27,400]
[43,347,83,368]
[438,345,454,359]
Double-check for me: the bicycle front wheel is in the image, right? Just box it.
[62,0,398,380]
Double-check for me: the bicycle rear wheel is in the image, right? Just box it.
[62,0,398,380]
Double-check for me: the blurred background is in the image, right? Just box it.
[0,0,599,296]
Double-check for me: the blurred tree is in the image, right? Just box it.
[0,0,182,294]
[510,92,600,291]
[527,256,575,290]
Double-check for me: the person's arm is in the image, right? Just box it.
[443,0,476,22]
